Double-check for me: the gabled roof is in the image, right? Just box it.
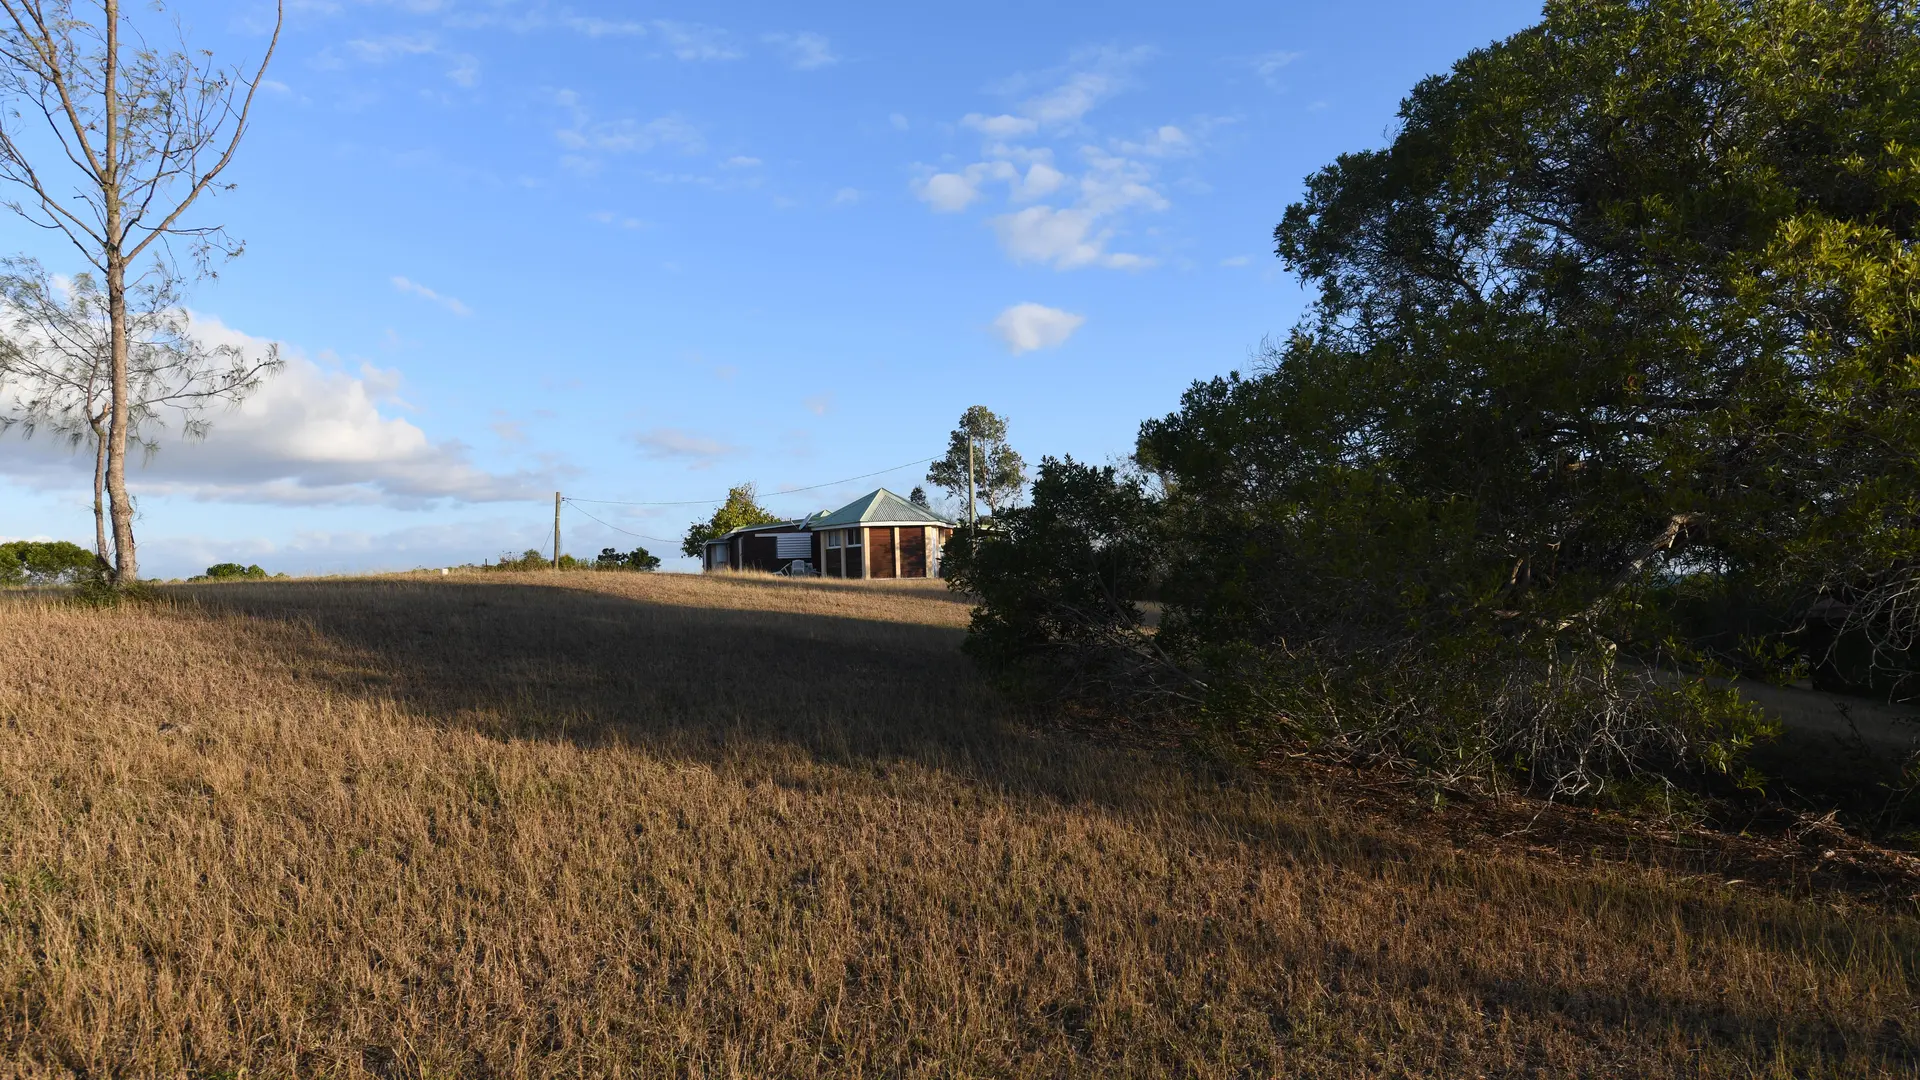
[712,517,811,543]
[813,488,955,528]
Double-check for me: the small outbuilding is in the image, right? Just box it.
[701,488,957,578]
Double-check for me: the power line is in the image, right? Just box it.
[562,501,682,546]
[562,455,936,508]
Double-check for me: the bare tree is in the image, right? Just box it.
[0,256,279,565]
[0,0,282,581]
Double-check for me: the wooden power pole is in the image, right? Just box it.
[553,491,562,570]
[966,433,977,549]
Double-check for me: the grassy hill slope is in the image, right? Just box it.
[1,573,1914,1077]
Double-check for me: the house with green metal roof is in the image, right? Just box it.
[701,487,957,578]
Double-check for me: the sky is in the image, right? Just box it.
[0,0,1546,576]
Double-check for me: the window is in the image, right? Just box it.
[844,528,862,547]
[826,531,840,549]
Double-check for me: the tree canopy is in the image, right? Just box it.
[956,0,1920,796]
[926,405,1028,518]
[0,539,95,585]
[681,484,783,559]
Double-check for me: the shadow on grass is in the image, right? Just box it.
[165,578,1920,1071]
[173,579,1068,793]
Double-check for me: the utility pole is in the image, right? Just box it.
[966,432,977,552]
[553,491,562,571]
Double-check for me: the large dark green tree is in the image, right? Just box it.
[961,0,1920,794]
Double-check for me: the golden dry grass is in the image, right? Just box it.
[0,570,1915,1077]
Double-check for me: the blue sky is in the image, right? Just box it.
[0,0,1544,576]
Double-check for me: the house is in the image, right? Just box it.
[701,487,957,578]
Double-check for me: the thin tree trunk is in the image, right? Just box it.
[103,260,134,581]
[90,410,109,568]
[101,0,135,582]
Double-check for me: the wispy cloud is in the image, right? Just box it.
[763,30,838,70]
[390,275,471,316]
[1254,49,1303,89]
[651,20,743,61]
[909,47,1180,271]
[631,427,739,469]
[549,89,705,171]
[589,210,650,230]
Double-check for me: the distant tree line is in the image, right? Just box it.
[483,546,660,572]
[946,0,1920,800]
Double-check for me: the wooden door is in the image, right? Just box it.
[868,527,896,578]
[899,526,927,577]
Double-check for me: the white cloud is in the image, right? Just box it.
[914,159,1063,211]
[915,171,984,212]
[999,46,1152,130]
[962,112,1038,138]
[989,206,1150,270]
[558,114,704,156]
[445,53,479,87]
[992,303,1085,354]
[651,20,742,61]
[0,317,555,507]
[803,393,833,416]
[563,14,648,37]
[1077,148,1170,215]
[911,48,1176,272]
[889,112,909,131]
[832,187,861,205]
[1255,49,1303,88]
[723,155,763,168]
[1220,254,1253,267]
[390,275,471,316]
[345,34,437,63]
[589,211,649,230]
[1114,125,1191,158]
[631,428,738,469]
[763,31,838,70]
[1016,162,1065,201]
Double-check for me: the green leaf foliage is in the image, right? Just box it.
[961,0,1920,797]
[193,563,268,581]
[927,406,1028,517]
[0,540,97,585]
[681,484,782,560]
[597,546,661,571]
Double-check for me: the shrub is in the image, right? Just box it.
[193,563,268,582]
[596,546,661,572]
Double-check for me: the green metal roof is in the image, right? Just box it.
[812,488,955,528]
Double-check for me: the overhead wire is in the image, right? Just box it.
[562,501,683,546]
[561,455,936,508]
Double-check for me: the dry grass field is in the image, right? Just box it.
[1,570,1916,1077]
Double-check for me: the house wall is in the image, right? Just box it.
[867,526,896,579]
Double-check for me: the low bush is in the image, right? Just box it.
[191,563,270,582]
